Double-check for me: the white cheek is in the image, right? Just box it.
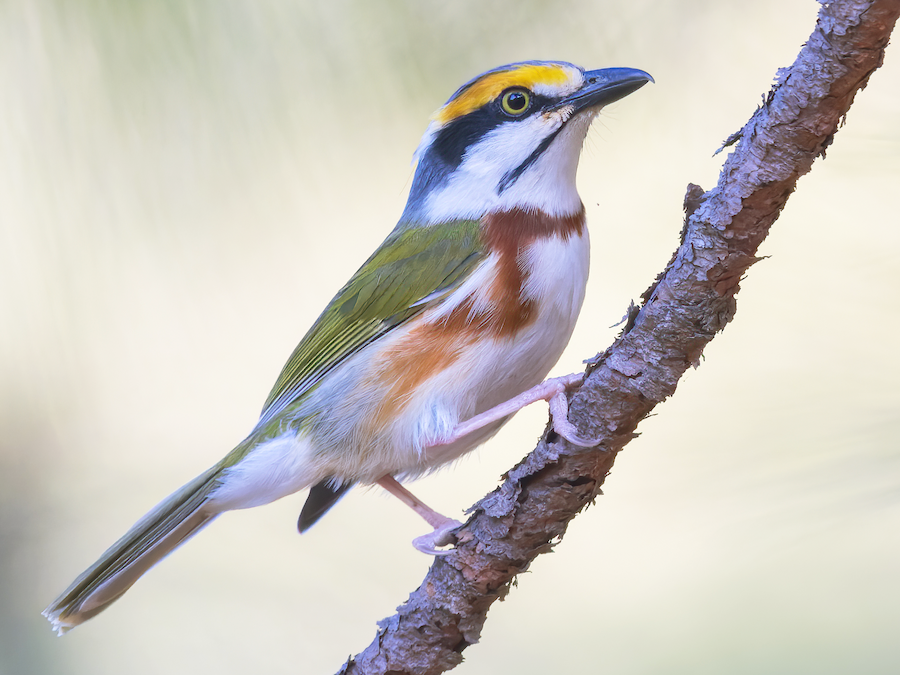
[422,111,595,222]
[463,115,556,178]
[423,115,555,221]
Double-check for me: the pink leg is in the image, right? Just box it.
[434,372,599,448]
[377,475,462,555]
[379,373,596,556]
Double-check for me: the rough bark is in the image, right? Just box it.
[338,1,900,673]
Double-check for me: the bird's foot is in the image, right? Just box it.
[544,374,603,447]
[376,475,463,555]
[436,372,601,448]
[412,518,464,556]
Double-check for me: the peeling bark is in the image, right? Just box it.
[338,2,900,673]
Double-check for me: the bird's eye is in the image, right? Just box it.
[500,88,532,116]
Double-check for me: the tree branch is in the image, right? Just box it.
[339,2,900,673]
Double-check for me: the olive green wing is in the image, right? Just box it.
[258,219,486,425]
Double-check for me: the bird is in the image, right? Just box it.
[43,60,652,635]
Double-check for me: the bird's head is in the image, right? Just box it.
[401,61,652,224]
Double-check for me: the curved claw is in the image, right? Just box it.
[412,519,463,556]
[551,414,603,447]
[548,388,602,447]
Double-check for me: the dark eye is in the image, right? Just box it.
[500,88,532,116]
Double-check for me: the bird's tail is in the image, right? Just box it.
[43,465,223,635]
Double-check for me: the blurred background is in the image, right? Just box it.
[2,1,898,673]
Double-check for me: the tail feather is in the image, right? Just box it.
[297,478,353,533]
[43,466,222,635]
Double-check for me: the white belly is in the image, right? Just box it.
[212,229,590,509]
[411,229,591,472]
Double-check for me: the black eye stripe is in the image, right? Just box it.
[430,92,554,169]
[431,106,503,168]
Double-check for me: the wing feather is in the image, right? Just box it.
[258,220,485,424]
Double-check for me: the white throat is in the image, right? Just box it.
[421,111,596,221]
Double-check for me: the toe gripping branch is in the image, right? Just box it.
[378,372,598,555]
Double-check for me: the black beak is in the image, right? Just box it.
[558,67,654,113]
[497,66,653,196]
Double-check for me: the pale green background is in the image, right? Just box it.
[2,1,898,674]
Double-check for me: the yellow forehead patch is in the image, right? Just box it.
[434,63,573,126]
